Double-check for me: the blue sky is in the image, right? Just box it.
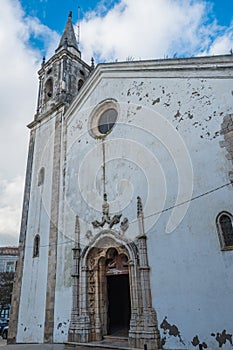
[20,0,116,29]
[0,0,232,246]
[16,0,233,60]
[19,0,120,55]
[20,0,233,29]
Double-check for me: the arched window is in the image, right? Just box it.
[33,234,40,258]
[45,78,53,102]
[216,211,233,250]
[38,167,45,186]
[78,79,84,91]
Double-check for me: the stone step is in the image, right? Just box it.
[65,339,140,350]
[103,335,128,342]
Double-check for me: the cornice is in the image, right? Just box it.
[27,102,65,129]
[38,49,91,75]
[65,54,233,123]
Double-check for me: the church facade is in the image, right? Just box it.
[8,13,233,350]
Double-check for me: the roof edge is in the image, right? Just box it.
[65,54,233,122]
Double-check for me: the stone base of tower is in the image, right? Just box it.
[68,314,103,343]
[129,330,160,350]
[128,307,161,350]
[68,314,101,343]
[68,330,92,343]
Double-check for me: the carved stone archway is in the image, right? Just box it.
[68,228,160,350]
[105,249,131,335]
[86,240,131,340]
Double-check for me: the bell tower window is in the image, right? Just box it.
[78,79,84,91]
[45,78,53,102]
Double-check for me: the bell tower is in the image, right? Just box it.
[36,11,92,119]
[8,12,93,345]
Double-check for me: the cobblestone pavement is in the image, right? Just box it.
[0,344,113,350]
[0,344,112,350]
[0,339,65,349]
[0,338,128,350]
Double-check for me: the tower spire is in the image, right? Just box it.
[56,11,80,57]
[34,12,91,118]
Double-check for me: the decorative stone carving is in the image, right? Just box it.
[120,217,129,233]
[68,197,160,349]
[85,230,93,240]
[105,249,129,275]
[92,193,123,229]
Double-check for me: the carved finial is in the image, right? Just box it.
[75,215,80,247]
[69,11,72,18]
[137,196,145,236]
[120,217,129,233]
[109,214,122,229]
[137,196,143,218]
[92,193,122,230]
[42,56,45,67]
[86,230,93,241]
[91,57,95,70]
[102,193,110,218]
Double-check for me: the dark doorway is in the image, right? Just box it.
[107,274,131,336]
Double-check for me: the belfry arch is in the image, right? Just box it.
[68,222,160,350]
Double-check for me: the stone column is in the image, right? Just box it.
[128,259,142,346]
[94,266,102,341]
[76,265,91,342]
[135,197,160,350]
[68,216,81,342]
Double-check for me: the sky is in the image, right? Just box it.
[0,0,232,247]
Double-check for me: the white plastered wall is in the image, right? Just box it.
[17,116,55,343]
[47,61,233,348]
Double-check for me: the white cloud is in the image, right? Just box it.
[78,0,233,62]
[207,22,233,55]
[0,176,24,246]
[0,0,58,246]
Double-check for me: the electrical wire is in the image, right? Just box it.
[143,181,232,221]
[24,180,232,249]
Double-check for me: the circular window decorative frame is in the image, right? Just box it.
[89,99,119,138]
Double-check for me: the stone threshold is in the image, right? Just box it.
[65,337,141,350]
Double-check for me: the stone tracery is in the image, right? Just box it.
[68,198,160,350]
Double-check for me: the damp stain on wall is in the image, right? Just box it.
[220,113,233,185]
[160,316,185,345]
[192,335,208,349]
[211,330,233,348]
